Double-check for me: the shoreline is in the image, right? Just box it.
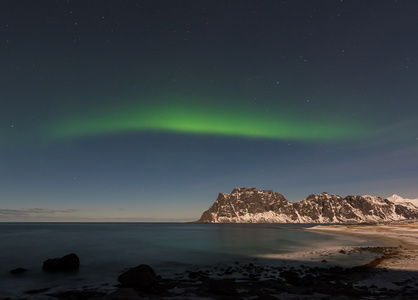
[3,224,418,300]
[309,224,418,270]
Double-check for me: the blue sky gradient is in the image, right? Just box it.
[1,1,417,221]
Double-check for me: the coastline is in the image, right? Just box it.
[309,223,418,270]
[3,223,418,300]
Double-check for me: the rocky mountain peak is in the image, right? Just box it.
[195,188,418,224]
[389,194,402,201]
[231,187,273,194]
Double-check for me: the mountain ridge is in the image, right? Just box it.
[196,187,418,224]
[387,194,418,208]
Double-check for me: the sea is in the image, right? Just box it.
[0,222,376,298]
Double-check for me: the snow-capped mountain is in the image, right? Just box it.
[195,187,418,223]
[387,194,418,209]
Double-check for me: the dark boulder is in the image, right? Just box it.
[208,279,237,295]
[109,288,141,300]
[10,267,27,274]
[118,264,159,287]
[42,253,80,271]
[280,270,300,284]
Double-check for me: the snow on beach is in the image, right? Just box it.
[309,223,418,271]
[309,223,418,293]
[257,245,382,268]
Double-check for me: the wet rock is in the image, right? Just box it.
[10,267,27,274]
[118,264,158,287]
[51,289,107,299]
[298,274,315,285]
[42,253,80,272]
[280,270,300,284]
[188,271,201,279]
[109,288,141,300]
[254,289,283,300]
[188,270,209,280]
[24,287,50,294]
[208,279,237,295]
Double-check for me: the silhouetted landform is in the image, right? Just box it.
[196,187,418,223]
[9,267,27,275]
[42,253,80,272]
[118,264,159,287]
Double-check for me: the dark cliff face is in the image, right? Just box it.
[196,187,289,223]
[195,188,418,223]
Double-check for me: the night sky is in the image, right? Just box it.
[1,1,417,222]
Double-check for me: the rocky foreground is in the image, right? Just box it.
[4,225,418,300]
[6,248,417,300]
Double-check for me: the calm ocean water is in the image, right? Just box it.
[0,222,370,297]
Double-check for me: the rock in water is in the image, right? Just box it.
[10,267,27,274]
[42,253,80,271]
[118,264,159,287]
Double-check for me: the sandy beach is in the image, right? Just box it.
[310,224,418,270]
[309,223,418,295]
[3,223,418,300]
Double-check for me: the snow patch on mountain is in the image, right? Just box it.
[387,194,418,209]
[196,188,418,224]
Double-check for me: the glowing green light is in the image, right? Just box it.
[47,98,364,141]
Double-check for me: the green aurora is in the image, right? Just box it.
[46,99,366,142]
